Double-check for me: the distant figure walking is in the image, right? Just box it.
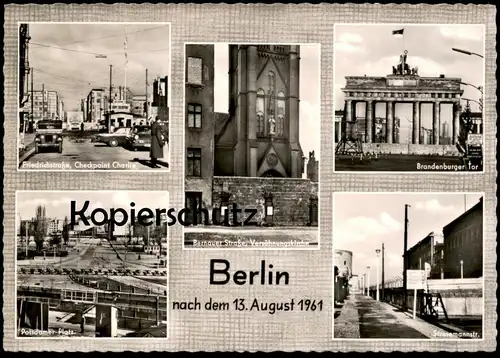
[150,116,165,168]
[80,314,86,333]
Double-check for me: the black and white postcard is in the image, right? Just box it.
[334,24,484,172]
[18,23,171,171]
[333,192,484,340]
[16,191,169,338]
[183,43,321,249]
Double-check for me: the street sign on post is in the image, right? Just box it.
[406,269,426,290]
[407,270,426,319]
[467,133,483,146]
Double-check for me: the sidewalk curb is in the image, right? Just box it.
[334,295,360,339]
[19,147,36,166]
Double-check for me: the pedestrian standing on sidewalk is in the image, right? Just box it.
[80,313,86,334]
[150,116,165,168]
[160,119,169,163]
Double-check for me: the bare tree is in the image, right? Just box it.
[62,216,70,244]
[127,223,133,245]
[34,205,47,251]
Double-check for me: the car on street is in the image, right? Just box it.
[125,125,152,151]
[92,127,131,147]
[34,120,64,153]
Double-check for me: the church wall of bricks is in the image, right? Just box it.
[212,177,318,226]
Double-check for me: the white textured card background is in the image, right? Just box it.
[2,3,497,352]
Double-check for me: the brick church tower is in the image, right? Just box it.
[215,45,304,178]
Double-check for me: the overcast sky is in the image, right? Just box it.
[213,44,321,158]
[334,193,483,284]
[27,23,170,110]
[334,24,484,140]
[17,191,169,235]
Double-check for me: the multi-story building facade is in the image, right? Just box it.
[81,99,88,122]
[19,24,31,132]
[26,90,64,123]
[29,91,47,123]
[86,88,105,124]
[185,45,216,215]
[153,76,169,124]
[406,231,444,279]
[106,86,134,111]
[46,218,63,235]
[131,94,154,118]
[443,197,483,279]
[46,91,60,120]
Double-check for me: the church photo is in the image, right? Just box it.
[184,43,320,249]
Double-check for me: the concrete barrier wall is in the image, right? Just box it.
[378,278,483,317]
[427,278,483,316]
[363,143,459,156]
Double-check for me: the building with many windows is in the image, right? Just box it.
[443,197,483,279]
[19,24,31,132]
[406,231,444,279]
[25,90,64,124]
[86,88,105,124]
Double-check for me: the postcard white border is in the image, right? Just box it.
[181,42,322,251]
[332,23,486,175]
[14,189,170,341]
[16,22,172,173]
[331,191,486,341]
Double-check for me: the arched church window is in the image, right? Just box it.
[257,89,265,135]
[276,91,285,136]
[257,113,265,135]
[268,71,275,93]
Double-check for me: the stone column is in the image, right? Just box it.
[365,100,373,143]
[386,101,393,144]
[233,46,248,176]
[433,101,441,145]
[344,100,352,137]
[452,102,461,144]
[412,101,420,144]
[246,45,258,177]
[289,45,301,178]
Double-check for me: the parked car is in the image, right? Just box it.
[93,127,131,147]
[126,125,152,151]
[34,120,64,153]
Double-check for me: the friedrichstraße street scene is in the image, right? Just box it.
[16,191,169,338]
[183,43,320,249]
[18,23,170,171]
[333,193,483,339]
[334,24,484,172]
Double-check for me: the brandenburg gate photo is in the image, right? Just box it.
[338,51,464,155]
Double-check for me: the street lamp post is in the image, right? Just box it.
[460,260,464,279]
[461,97,483,112]
[452,48,484,58]
[460,81,483,95]
[453,46,484,121]
[366,266,371,298]
[376,249,381,301]
[381,243,385,302]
